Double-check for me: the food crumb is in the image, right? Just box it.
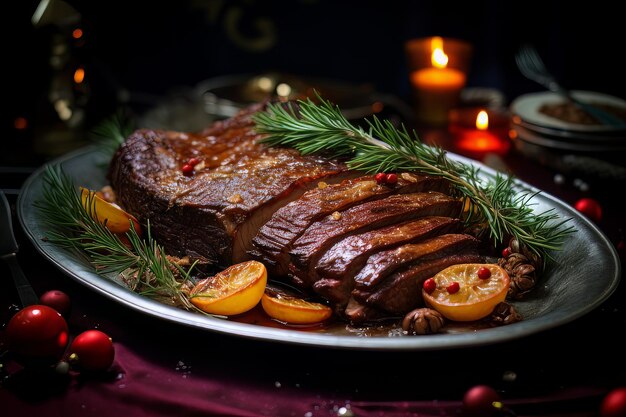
[318,181,328,189]
[331,211,342,220]
[227,193,243,204]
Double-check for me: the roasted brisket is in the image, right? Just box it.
[107,103,484,323]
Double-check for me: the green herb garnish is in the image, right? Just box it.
[253,95,576,263]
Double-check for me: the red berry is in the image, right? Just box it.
[463,384,501,417]
[5,305,69,365]
[446,281,460,294]
[181,164,194,176]
[68,330,115,372]
[188,157,200,166]
[385,173,398,184]
[39,289,71,317]
[375,172,386,184]
[574,197,602,223]
[601,387,626,417]
[423,278,437,294]
[477,267,491,280]
[501,247,511,258]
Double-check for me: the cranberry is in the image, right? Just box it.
[385,173,398,184]
[501,247,511,258]
[375,172,387,184]
[423,278,437,294]
[446,282,460,294]
[188,157,200,166]
[477,267,491,280]
[181,164,194,176]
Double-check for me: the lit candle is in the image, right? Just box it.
[410,37,466,93]
[456,109,509,155]
[409,37,468,125]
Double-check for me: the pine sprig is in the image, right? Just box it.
[253,95,576,263]
[34,165,200,311]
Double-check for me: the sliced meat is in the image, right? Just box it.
[312,232,473,308]
[108,104,349,266]
[288,192,462,288]
[353,233,480,289]
[250,173,450,275]
[315,216,461,279]
[347,252,483,323]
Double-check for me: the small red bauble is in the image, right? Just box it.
[423,278,437,294]
[463,384,501,417]
[574,197,602,223]
[68,330,115,372]
[39,290,71,317]
[601,387,626,417]
[477,267,491,280]
[501,247,511,258]
[5,305,69,365]
[446,281,460,294]
[187,157,200,166]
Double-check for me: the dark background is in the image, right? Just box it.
[5,0,626,166]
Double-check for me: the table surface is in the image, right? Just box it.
[1,108,625,417]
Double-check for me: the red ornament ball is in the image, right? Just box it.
[5,305,69,365]
[39,290,71,317]
[463,384,501,417]
[68,329,115,372]
[601,387,626,417]
[574,198,602,223]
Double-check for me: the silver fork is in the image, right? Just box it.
[515,44,626,127]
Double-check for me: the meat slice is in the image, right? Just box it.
[311,231,472,307]
[108,104,349,266]
[288,192,462,287]
[315,216,461,279]
[353,233,480,289]
[347,252,483,323]
[249,173,450,275]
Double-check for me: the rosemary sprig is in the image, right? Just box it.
[90,110,135,159]
[253,95,576,263]
[34,165,199,311]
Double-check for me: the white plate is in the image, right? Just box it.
[17,146,622,350]
[510,90,626,133]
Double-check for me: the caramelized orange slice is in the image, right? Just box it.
[190,261,267,316]
[422,263,510,322]
[261,290,332,325]
[80,187,141,235]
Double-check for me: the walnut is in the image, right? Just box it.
[499,238,541,300]
[402,308,446,335]
[485,302,522,326]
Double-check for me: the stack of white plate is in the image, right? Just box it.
[509,90,626,180]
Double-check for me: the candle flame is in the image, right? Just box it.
[476,110,489,130]
[430,36,448,69]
